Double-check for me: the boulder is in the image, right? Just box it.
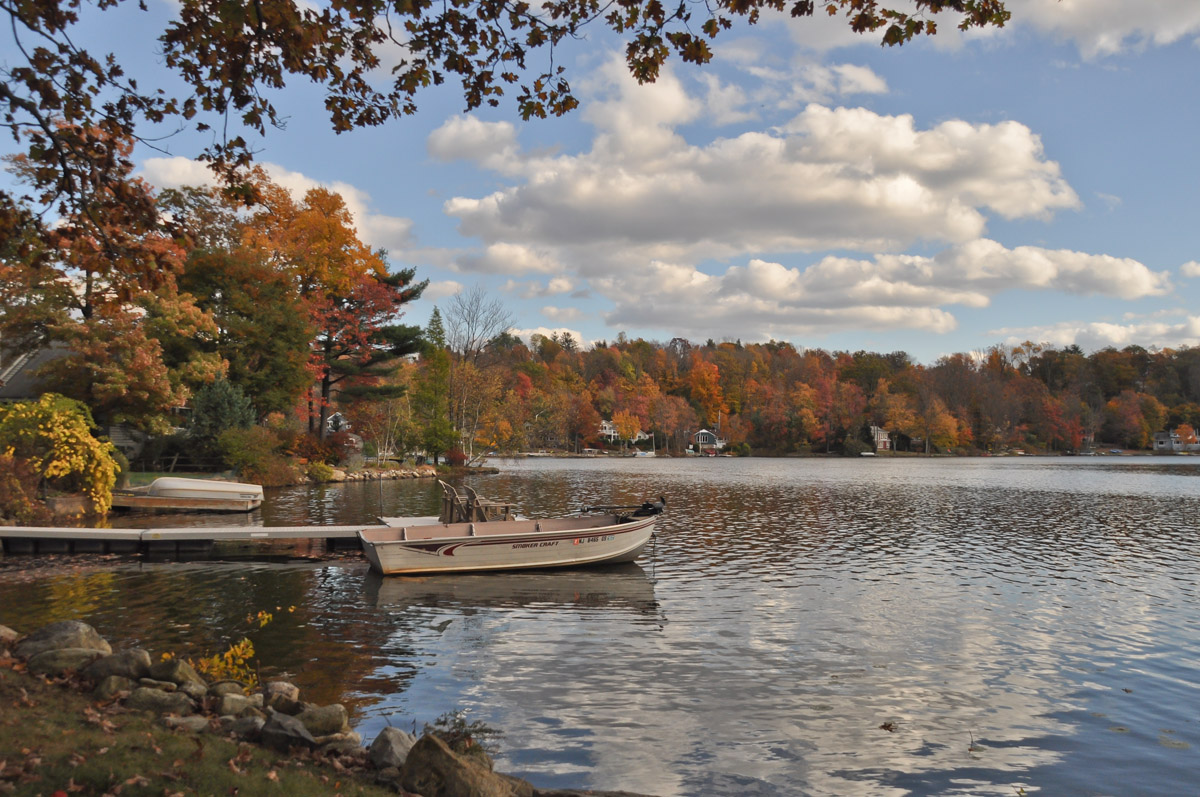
[223,715,266,741]
[0,625,18,645]
[94,675,136,701]
[148,658,206,689]
[125,687,196,716]
[15,620,111,659]
[316,731,364,755]
[27,647,104,676]
[264,680,300,702]
[297,703,349,735]
[369,726,418,769]
[265,692,305,715]
[208,680,247,698]
[84,649,152,682]
[260,712,318,752]
[138,678,178,692]
[162,715,211,733]
[216,693,254,716]
[401,734,534,797]
[180,681,208,702]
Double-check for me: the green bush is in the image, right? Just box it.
[306,461,335,482]
[189,379,256,456]
[217,426,299,487]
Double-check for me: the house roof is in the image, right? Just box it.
[0,344,68,401]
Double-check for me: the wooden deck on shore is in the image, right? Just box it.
[0,524,386,555]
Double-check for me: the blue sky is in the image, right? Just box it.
[9,2,1200,363]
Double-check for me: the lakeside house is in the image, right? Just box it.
[1,341,147,459]
[599,419,650,443]
[691,428,727,455]
[869,425,892,451]
[1152,428,1200,452]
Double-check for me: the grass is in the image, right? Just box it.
[0,665,393,796]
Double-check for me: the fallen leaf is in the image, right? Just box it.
[123,775,149,787]
[266,771,278,782]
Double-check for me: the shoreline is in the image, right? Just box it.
[0,619,655,797]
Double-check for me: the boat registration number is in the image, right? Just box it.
[574,534,616,545]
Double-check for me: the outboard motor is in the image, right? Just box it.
[632,496,667,517]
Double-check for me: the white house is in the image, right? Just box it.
[599,418,649,443]
[869,425,891,451]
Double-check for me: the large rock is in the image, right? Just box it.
[222,715,266,742]
[264,680,300,702]
[15,621,111,659]
[162,715,211,733]
[0,625,18,645]
[125,687,196,716]
[216,692,255,717]
[208,680,247,698]
[84,649,152,682]
[401,734,534,797]
[260,712,318,752]
[265,692,305,715]
[316,731,364,755]
[297,703,349,735]
[27,647,104,676]
[369,726,418,769]
[180,681,208,702]
[94,675,137,701]
[148,658,206,689]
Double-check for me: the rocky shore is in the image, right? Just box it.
[0,620,653,797]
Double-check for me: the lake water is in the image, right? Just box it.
[2,456,1198,796]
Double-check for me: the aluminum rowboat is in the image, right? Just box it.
[359,510,659,575]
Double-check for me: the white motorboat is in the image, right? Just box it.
[359,498,665,575]
[146,477,263,502]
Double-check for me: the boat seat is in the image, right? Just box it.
[463,486,516,522]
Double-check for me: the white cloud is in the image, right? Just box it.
[422,280,463,301]
[1006,0,1200,58]
[542,305,584,322]
[1181,261,1200,278]
[140,156,415,255]
[591,240,1168,342]
[993,316,1200,353]
[456,242,562,275]
[427,116,522,174]
[438,67,1078,275]
[775,0,1200,58]
[502,277,575,299]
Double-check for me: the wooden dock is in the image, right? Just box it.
[0,524,386,556]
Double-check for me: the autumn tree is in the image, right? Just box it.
[612,408,642,450]
[1,141,223,433]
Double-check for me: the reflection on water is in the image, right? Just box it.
[3,457,1199,795]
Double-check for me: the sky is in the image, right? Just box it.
[9,1,1200,363]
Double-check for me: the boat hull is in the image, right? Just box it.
[359,514,657,575]
[146,478,263,503]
